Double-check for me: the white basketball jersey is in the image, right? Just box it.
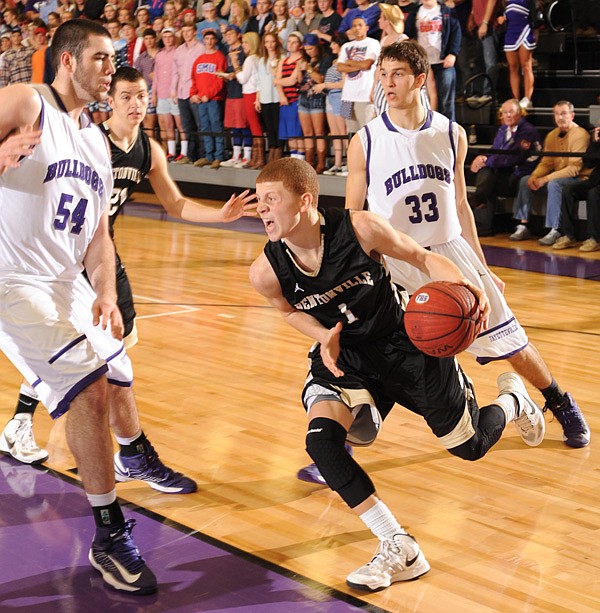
[359,109,462,248]
[0,85,113,282]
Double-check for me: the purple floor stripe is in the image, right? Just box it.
[0,458,379,612]
[482,245,600,280]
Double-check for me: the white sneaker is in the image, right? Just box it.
[220,157,240,168]
[234,158,249,169]
[346,533,430,591]
[497,373,545,446]
[519,96,532,110]
[323,165,342,176]
[510,224,531,241]
[538,229,562,246]
[0,414,49,464]
[336,165,348,177]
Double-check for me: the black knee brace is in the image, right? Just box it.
[305,417,375,508]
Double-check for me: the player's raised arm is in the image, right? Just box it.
[249,253,345,377]
[345,133,368,210]
[147,138,257,222]
[350,209,490,322]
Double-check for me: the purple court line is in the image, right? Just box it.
[0,458,384,613]
[482,245,600,280]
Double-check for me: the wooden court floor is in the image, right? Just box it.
[1,208,599,612]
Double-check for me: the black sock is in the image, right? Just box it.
[119,431,148,457]
[92,500,125,528]
[541,379,564,405]
[14,393,39,418]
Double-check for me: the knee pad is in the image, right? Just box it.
[305,417,375,508]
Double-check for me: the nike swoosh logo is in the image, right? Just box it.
[109,554,142,584]
[406,553,420,567]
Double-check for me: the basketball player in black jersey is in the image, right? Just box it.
[1,68,256,491]
[248,158,545,592]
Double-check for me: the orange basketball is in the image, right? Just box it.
[404,281,483,357]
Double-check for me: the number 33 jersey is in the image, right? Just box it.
[359,109,462,249]
[0,85,113,282]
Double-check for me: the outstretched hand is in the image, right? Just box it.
[320,321,344,377]
[0,125,42,176]
[92,297,124,341]
[220,189,258,222]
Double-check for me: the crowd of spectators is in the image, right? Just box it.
[1,0,599,239]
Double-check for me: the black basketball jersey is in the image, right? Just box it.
[100,123,152,233]
[264,208,404,345]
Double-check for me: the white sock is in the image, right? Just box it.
[495,394,517,423]
[243,146,252,160]
[232,145,242,160]
[87,489,117,508]
[180,140,188,156]
[167,140,176,156]
[115,429,143,446]
[359,500,405,541]
[296,152,305,160]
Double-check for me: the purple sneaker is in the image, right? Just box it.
[89,519,157,594]
[115,441,197,494]
[296,444,353,485]
[544,392,590,448]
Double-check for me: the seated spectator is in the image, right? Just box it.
[101,2,118,23]
[469,99,541,236]
[190,29,228,169]
[247,0,274,37]
[337,16,380,135]
[0,26,34,88]
[338,0,381,40]
[196,2,228,44]
[553,127,600,252]
[511,101,590,245]
[404,0,461,121]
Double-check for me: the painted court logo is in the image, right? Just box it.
[414,292,430,304]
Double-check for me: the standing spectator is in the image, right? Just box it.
[228,0,250,33]
[337,17,380,135]
[233,31,266,168]
[275,31,305,159]
[122,22,146,67]
[106,19,128,68]
[553,127,600,252]
[56,0,76,20]
[30,26,48,84]
[0,25,34,88]
[298,0,322,36]
[247,0,274,37]
[256,31,284,162]
[372,3,407,116]
[297,32,332,173]
[101,2,118,24]
[190,29,228,169]
[220,24,252,167]
[135,6,152,37]
[153,27,187,160]
[265,0,295,46]
[172,23,205,164]
[404,0,461,121]
[502,0,536,109]
[469,98,541,236]
[135,28,160,140]
[511,101,590,244]
[338,0,381,40]
[162,1,177,24]
[313,0,341,50]
[118,7,133,26]
[196,2,228,43]
[313,31,348,175]
[149,0,168,21]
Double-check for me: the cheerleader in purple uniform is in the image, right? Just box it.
[502,0,536,109]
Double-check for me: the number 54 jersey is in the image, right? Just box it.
[0,86,113,283]
[359,110,462,249]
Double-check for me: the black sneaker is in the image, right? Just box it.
[544,393,590,448]
[89,519,157,594]
[114,441,197,494]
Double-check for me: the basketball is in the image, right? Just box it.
[404,281,483,357]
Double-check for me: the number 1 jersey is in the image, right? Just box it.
[358,109,462,248]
